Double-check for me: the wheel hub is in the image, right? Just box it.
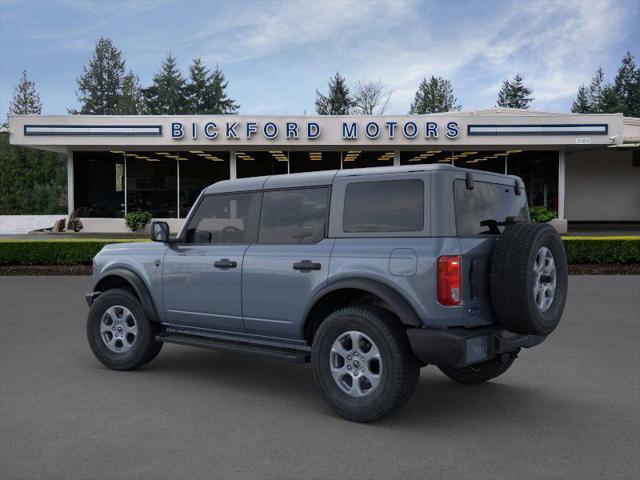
[330,331,382,398]
[100,305,138,353]
[533,246,557,312]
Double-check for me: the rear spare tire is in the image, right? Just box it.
[490,223,568,335]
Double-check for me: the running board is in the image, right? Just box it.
[156,333,311,363]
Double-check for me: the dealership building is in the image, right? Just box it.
[7,109,640,233]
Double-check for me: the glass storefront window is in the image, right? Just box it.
[73,151,125,218]
[342,150,394,169]
[507,151,558,210]
[177,151,230,217]
[126,152,177,218]
[289,151,341,173]
[236,151,289,178]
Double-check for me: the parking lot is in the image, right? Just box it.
[1,275,639,480]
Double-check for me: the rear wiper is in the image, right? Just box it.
[480,216,525,234]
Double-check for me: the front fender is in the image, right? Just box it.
[91,268,159,321]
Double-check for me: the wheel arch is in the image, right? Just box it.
[302,278,422,343]
[93,268,158,322]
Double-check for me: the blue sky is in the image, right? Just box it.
[1,0,638,117]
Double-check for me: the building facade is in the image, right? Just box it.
[8,109,640,233]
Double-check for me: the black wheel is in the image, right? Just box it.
[312,306,420,423]
[490,223,568,335]
[87,288,162,371]
[439,352,517,385]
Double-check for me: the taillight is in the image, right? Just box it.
[438,256,461,306]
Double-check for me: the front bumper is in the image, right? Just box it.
[85,292,100,307]
[406,326,546,368]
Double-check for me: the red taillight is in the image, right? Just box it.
[438,256,461,306]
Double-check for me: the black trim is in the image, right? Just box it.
[24,124,163,137]
[467,123,608,136]
[91,268,159,321]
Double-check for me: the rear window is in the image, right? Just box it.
[454,180,528,236]
[343,179,424,233]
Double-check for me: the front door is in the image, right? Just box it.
[162,191,260,333]
[242,187,333,340]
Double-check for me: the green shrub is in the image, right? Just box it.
[125,211,153,232]
[0,239,148,265]
[530,206,556,223]
[561,237,640,264]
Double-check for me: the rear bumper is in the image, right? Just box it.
[406,326,546,368]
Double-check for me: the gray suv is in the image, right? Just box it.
[86,164,568,422]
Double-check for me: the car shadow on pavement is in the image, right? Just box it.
[119,344,573,428]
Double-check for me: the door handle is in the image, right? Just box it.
[214,258,237,269]
[293,260,321,271]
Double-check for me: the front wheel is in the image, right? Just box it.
[312,306,420,423]
[87,288,162,371]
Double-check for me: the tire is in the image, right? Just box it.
[439,352,517,385]
[312,306,420,423]
[87,288,163,371]
[490,223,568,335]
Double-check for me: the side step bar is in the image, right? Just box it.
[156,333,311,363]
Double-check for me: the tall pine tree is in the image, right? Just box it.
[185,59,239,114]
[571,85,591,113]
[143,53,188,114]
[496,74,534,109]
[409,76,460,114]
[75,38,126,114]
[207,65,239,114]
[613,51,640,117]
[116,71,144,115]
[315,73,353,115]
[8,70,42,117]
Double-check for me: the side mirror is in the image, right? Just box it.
[151,221,170,242]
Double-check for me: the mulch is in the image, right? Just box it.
[1,264,639,276]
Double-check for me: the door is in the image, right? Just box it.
[162,191,260,333]
[242,187,333,340]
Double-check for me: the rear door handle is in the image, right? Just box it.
[214,258,237,269]
[293,260,321,271]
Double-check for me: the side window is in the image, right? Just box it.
[454,180,529,236]
[343,179,424,233]
[184,193,259,244]
[259,188,329,244]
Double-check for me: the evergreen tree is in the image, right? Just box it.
[587,67,607,112]
[8,70,42,116]
[496,73,534,109]
[75,37,126,114]
[613,51,640,117]
[315,73,353,115]
[185,59,239,114]
[571,85,591,113]
[143,53,188,114]
[116,71,144,115]
[409,76,460,114]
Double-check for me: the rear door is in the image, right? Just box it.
[242,187,333,340]
[162,192,260,332]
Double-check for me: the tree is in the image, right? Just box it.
[409,76,460,114]
[315,73,353,115]
[571,85,591,113]
[143,53,188,114]
[496,73,534,109]
[75,37,126,114]
[8,70,42,117]
[353,80,391,114]
[185,59,239,114]
[116,71,144,115]
[613,51,640,117]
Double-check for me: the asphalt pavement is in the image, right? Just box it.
[1,275,639,480]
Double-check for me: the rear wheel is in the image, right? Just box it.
[439,352,517,385]
[87,288,162,371]
[312,306,419,423]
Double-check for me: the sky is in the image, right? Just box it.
[0,0,638,117]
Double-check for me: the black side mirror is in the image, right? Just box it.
[151,221,170,242]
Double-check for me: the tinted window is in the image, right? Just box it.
[184,193,259,244]
[454,180,529,236]
[343,180,424,233]
[259,188,329,244]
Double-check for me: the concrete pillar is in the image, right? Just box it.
[393,150,400,166]
[66,149,74,216]
[558,149,566,220]
[230,150,237,179]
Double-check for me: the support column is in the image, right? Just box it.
[66,149,74,216]
[393,150,400,166]
[230,150,237,179]
[558,149,566,220]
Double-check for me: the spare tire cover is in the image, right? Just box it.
[490,223,568,335]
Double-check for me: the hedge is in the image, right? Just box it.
[0,239,148,266]
[0,237,638,266]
